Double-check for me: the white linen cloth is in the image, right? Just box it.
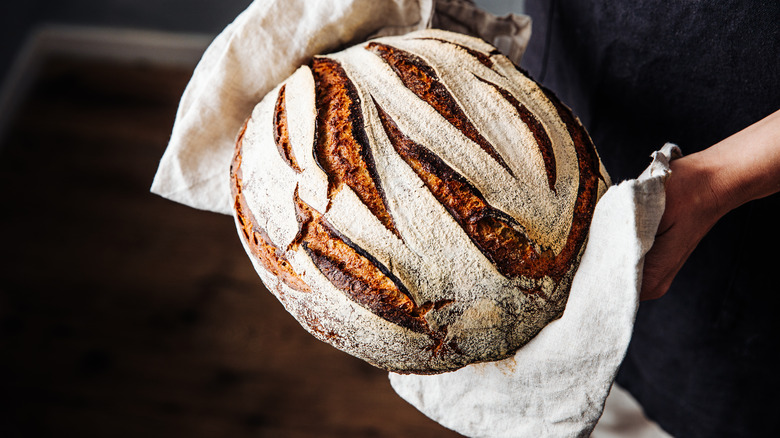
[151,0,677,435]
[150,0,530,214]
[390,144,679,437]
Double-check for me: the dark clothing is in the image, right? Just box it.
[521,1,780,437]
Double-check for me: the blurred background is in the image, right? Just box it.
[0,0,525,98]
[0,1,525,437]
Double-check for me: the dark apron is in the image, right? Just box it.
[521,1,780,437]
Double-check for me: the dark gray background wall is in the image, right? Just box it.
[0,0,524,97]
[1,0,254,91]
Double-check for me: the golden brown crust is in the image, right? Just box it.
[310,58,400,237]
[289,187,443,335]
[231,120,310,293]
[415,37,495,68]
[366,42,514,177]
[273,85,302,173]
[374,99,554,280]
[475,75,558,193]
[539,86,604,281]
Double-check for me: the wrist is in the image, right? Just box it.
[666,152,730,225]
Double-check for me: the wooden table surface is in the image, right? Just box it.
[0,55,463,438]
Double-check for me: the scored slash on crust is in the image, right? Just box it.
[309,57,401,238]
[231,123,310,294]
[273,85,303,173]
[373,97,554,281]
[289,184,457,342]
[302,42,602,337]
[414,37,498,68]
[472,74,558,194]
[234,112,457,353]
[365,42,516,178]
[535,86,605,281]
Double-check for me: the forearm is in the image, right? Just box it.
[681,109,780,218]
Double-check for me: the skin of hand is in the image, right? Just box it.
[640,109,780,301]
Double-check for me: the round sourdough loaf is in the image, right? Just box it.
[230,29,610,374]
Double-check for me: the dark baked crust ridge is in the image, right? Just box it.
[365,42,515,177]
[289,187,434,334]
[538,86,604,281]
[373,98,553,281]
[473,74,558,193]
[309,57,400,237]
[231,120,310,293]
[233,117,454,367]
[288,185,461,363]
[273,85,302,173]
[414,37,495,68]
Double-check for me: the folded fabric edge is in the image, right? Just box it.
[150,165,234,215]
[431,0,532,64]
[150,0,439,214]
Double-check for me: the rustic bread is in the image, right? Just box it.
[230,29,610,374]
